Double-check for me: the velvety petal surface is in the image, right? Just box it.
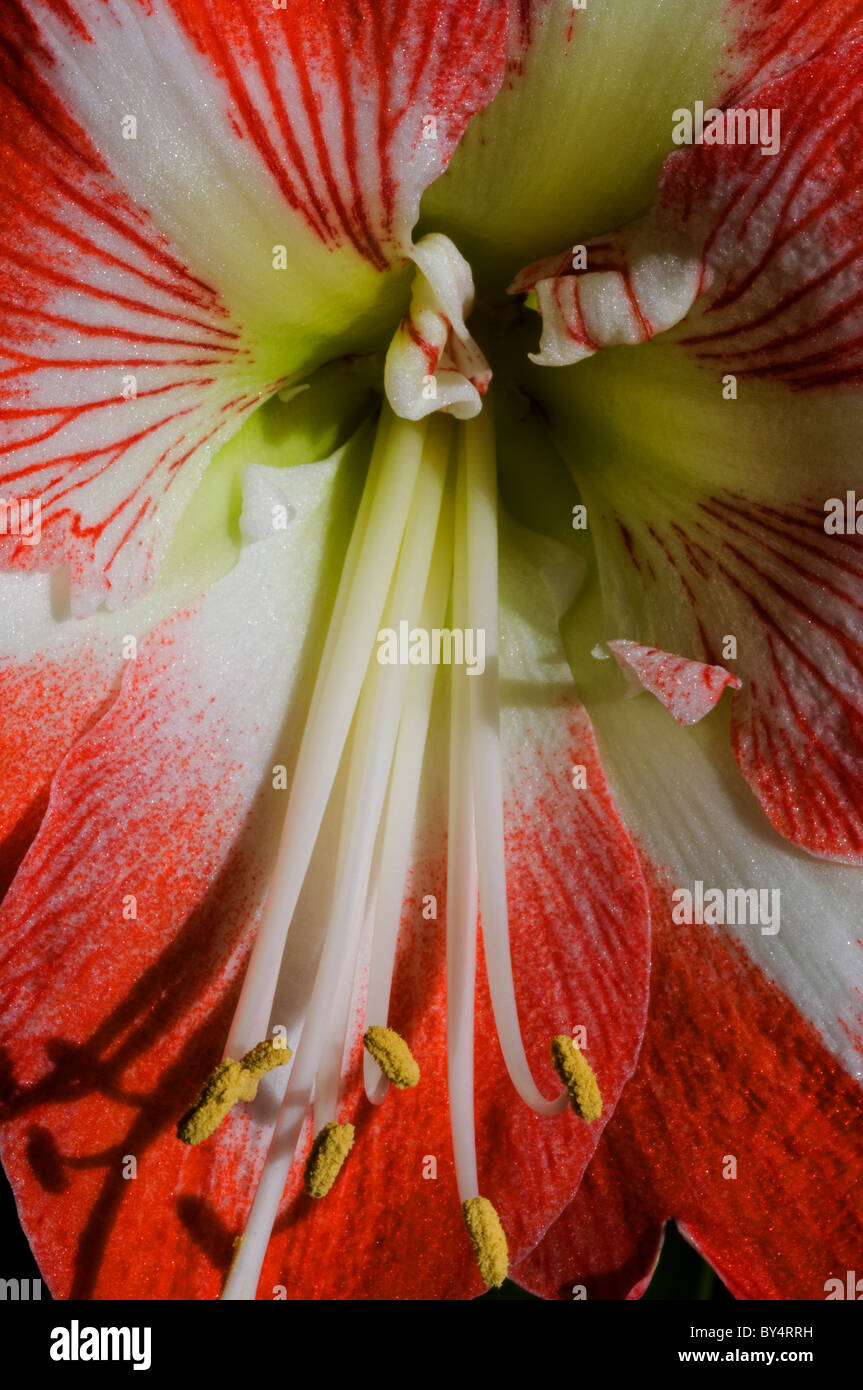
[516,695,863,1300]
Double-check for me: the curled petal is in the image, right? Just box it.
[607,640,741,726]
[384,234,492,420]
[510,222,704,367]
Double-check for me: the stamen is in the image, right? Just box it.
[462,408,568,1120]
[449,425,513,1287]
[462,1197,509,1289]
[304,1122,355,1199]
[447,454,480,1202]
[222,416,450,1300]
[225,406,428,1060]
[177,1039,292,1145]
[363,1026,420,1089]
[550,1035,602,1122]
[362,491,454,1106]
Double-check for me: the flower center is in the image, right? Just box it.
[177,269,602,1299]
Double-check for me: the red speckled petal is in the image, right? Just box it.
[0,455,362,1298]
[1,1,509,611]
[516,868,863,1301]
[526,44,863,864]
[608,641,741,727]
[0,598,118,895]
[513,695,863,1301]
[0,560,208,898]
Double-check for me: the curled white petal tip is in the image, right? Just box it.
[385,233,491,421]
[516,220,707,369]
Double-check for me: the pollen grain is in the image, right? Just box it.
[304,1122,355,1199]
[550,1034,602,1122]
[177,1039,293,1146]
[462,1197,509,1289]
[363,1025,420,1088]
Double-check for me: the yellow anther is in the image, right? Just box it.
[304,1122,355,1199]
[177,1039,293,1146]
[363,1025,420,1088]
[550,1034,602,1122]
[177,1060,245,1146]
[462,1197,509,1289]
[237,1039,293,1097]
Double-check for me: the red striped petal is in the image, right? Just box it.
[160,0,508,267]
[522,43,863,863]
[1,1,509,610]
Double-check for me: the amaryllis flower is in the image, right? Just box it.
[1,0,862,1303]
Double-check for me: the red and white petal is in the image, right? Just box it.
[0,543,223,898]
[510,218,704,367]
[595,694,863,1104]
[528,43,863,863]
[423,0,863,278]
[0,448,362,1299]
[607,641,741,726]
[2,0,510,610]
[517,695,863,1301]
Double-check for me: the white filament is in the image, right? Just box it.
[463,410,568,1118]
[223,415,450,1298]
[363,492,454,1104]
[309,414,452,1127]
[446,452,480,1202]
[225,407,426,1059]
